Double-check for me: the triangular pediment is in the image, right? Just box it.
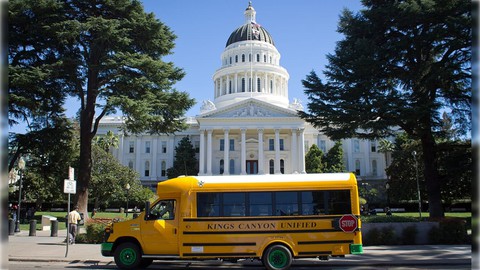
[198,99,298,119]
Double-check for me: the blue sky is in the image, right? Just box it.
[9,0,365,134]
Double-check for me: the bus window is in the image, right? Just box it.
[249,192,272,216]
[197,193,221,217]
[325,190,351,214]
[149,200,175,220]
[301,191,324,215]
[224,192,246,216]
[275,191,299,216]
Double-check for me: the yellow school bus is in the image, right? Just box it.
[101,173,363,269]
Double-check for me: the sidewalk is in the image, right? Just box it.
[8,229,472,267]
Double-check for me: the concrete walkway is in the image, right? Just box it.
[8,229,472,267]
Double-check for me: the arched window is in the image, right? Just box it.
[257,78,261,92]
[256,54,260,62]
[235,55,238,63]
[242,78,245,92]
[145,161,150,177]
[269,159,274,174]
[264,54,267,62]
[220,159,224,174]
[229,57,232,64]
[229,159,235,174]
[229,81,232,94]
[161,161,166,177]
[242,54,245,62]
[280,159,285,174]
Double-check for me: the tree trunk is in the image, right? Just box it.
[420,131,444,218]
[76,123,93,220]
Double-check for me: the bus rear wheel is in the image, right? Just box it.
[114,242,142,269]
[262,244,292,270]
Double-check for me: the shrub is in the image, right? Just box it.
[400,225,417,245]
[361,215,419,223]
[364,226,398,245]
[84,222,107,244]
[428,218,467,244]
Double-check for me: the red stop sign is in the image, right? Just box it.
[339,214,358,233]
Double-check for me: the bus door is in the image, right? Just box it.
[141,199,179,255]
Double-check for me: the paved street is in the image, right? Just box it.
[8,229,472,269]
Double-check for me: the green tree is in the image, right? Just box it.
[305,144,324,173]
[95,131,119,152]
[90,144,153,210]
[323,141,345,173]
[167,137,198,179]
[9,0,195,218]
[299,0,471,217]
[8,118,78,209]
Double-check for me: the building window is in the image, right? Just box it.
[354,140,360,153]
[229,57,232,64]
[372,160,377,176]
[371,140,377,152]
[249,78,252,92]
[264,54,267,62]
[161,161,166,177]
[162,141,167,153]
[242,78,245,92]
[280,139,284,151]
[128,161,134,169]
[242,54,245,62]
[355,160,361,175]
[220,159,224,174]
[269,159,274,174]
[257,78,261,92]
[280,159,285,174]
[269,139,274,151]
[145,141,151,153]
[235,55,238,62]
[220,139,225,151]
[256,54,260,62]
[229,139,235,151]
[229,159,235,174]
[194,141,200,153]
[270,80,273,93]
[145,161,150,177]
[319,140,326,153]
[229,81,232,93]
[129,141,134,153]
[249,53,251,62]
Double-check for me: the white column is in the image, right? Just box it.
[364,140,370,176]
[220,77,223,95]
[118,134,124,165]
[298,128,306,173]
[135,137,141,173]
[258,129,264,174]
[241,128,246,175]
[199,129,205,175]
[223,129,230,175]
[234,73,238,93]
[274,129,281,174]
[264,73,267,93]
[254,72,258,92]
[152,139,158,180]
[291,129,298,173]
[207,129,213,175]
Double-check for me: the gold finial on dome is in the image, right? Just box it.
[246,1,254,10]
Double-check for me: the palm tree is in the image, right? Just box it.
[95,131,119,152]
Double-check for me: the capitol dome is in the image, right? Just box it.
[226,22,275,47]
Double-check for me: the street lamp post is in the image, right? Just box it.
[14,157,26,233]
[125,183,130,217]
[412,151,422,219]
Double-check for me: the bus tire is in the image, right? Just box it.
[262,244,292,270]
[114,242,142,269]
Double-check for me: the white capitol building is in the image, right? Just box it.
[98,3,389,188]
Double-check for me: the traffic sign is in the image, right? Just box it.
[339,214,358,233]
[64,179,76,194]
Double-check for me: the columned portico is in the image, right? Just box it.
[240,128,247,175]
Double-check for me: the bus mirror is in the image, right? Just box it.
[144,201,150,221]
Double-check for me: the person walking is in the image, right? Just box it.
[68,206,82,244]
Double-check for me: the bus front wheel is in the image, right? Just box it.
[114,242,142,269]
[262,244,292,270]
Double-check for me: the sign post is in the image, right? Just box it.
[339,214,358,233]
[64,167,76,257]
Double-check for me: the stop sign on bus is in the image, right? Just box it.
[339,214,358,233]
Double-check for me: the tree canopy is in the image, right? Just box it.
[305,141,345,173]
[167,137,198,179]
[299,0,471,218]
[9,0,195,218]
